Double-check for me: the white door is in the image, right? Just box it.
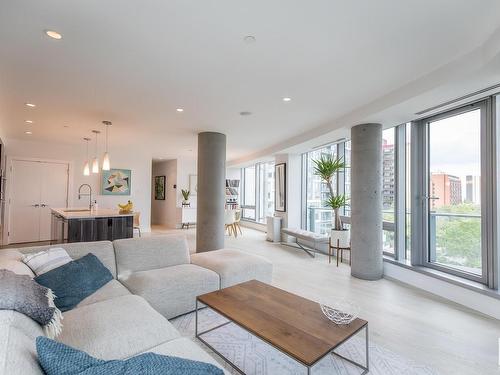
[9,160,69,244]
[39,162,68,241]
[9,160,42,243]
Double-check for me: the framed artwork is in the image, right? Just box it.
[275,163,286,212]
[154,175,166,200]
[189,174,198,196]
[101,169,131,196]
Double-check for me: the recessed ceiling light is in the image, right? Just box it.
[25,120,33,124]
[244,35,256,44]
[240,111,252,116]
[283,97,292,102]
[25,131,32,135]
[25,103,36,107]
[176,108,184,112]
[45,30,62,40]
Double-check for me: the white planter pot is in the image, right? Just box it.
[330,229,350,248]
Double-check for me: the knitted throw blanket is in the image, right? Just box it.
[0,269,63,338]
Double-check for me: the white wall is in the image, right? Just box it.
[151,159,177,227]
[176,156,197,208]
[384,262,500,320]
[4,138,152,243]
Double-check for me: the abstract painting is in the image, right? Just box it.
[275,163,286,212]
[154,175,166,200]
[101,169,131,195]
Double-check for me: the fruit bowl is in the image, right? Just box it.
[320,299,360,325]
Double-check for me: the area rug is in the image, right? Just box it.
[170,308,439,375]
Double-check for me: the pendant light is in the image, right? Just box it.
[83,137,91,176]
[91,130,100,174]
[102,121,112,170]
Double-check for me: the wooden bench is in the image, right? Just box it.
[281,228,329,258]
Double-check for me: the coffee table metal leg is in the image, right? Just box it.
[365,325,369,371]
[195,299,198,337]
[329,324,369,374]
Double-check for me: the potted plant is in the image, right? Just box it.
[181,189,191,206]
[312,155,350,247]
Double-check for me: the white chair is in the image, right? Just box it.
[224,210,236,237]
[133,212,141,237]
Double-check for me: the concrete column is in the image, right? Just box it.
[350,123,383,280]
[196,132,226,252]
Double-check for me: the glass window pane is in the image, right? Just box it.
[257,162,275,223]
[405,123,412,259]
[428,109,482,275]
[344,141,351,217]
[243,166,255,206]
[383,128,396,254]
[304,145,337,235]
[242,166,256,220]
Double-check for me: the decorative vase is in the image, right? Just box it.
[182,200,190,207]
[330,228,350,248]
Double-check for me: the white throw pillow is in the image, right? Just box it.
[22,248,72,276]
[0,249,36,277]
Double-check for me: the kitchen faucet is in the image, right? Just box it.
[78,184,93,210]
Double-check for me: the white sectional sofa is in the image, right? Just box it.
[0,235,273,375]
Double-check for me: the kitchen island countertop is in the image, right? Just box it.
[51,207,135,219]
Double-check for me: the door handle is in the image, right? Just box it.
[422,196,440,200]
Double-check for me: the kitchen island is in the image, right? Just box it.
[51,207,134,243]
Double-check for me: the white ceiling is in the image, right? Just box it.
[1,0,500,162]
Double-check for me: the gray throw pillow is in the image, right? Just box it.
[0,270,63,338]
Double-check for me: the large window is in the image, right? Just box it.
[382,128,396,254]
[409,97,500,286]
[242,166,256,220]
[302,143,349,235]
[241,162,275,223]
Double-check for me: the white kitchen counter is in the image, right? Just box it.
[51,207,135,219]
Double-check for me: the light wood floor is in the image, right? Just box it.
[151,225,500,375]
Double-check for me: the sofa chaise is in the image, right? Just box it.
[0,234,273,374]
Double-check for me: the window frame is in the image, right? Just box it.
[240,161,275,224]
[412,99,493,285]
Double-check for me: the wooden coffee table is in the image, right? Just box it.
[196,280,369,374]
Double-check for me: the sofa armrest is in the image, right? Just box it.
[191,248,272,289]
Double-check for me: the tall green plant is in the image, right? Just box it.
[181,189,190,201]
[312,155,348,230]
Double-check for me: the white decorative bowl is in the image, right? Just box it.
[320,300,360,325]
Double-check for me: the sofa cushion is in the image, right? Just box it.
[57,294,180,359]
[19,241,117,278]
[114,236,191,278]
[35,253,113,312]
[119,264,219,319]
[190,248,273,288]
[0,249,35,277]
[145,337,228,374]
[76,279,131,308]
[0,325,44,375]
[37,336,224,375]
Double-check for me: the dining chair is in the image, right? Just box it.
[224,210,236,237]
[133,212,141,237]
[233,209,242,236]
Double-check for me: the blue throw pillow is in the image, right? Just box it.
[36,337,225,375]
[35,253,113,312]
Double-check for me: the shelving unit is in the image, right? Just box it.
[225,179,240,209]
